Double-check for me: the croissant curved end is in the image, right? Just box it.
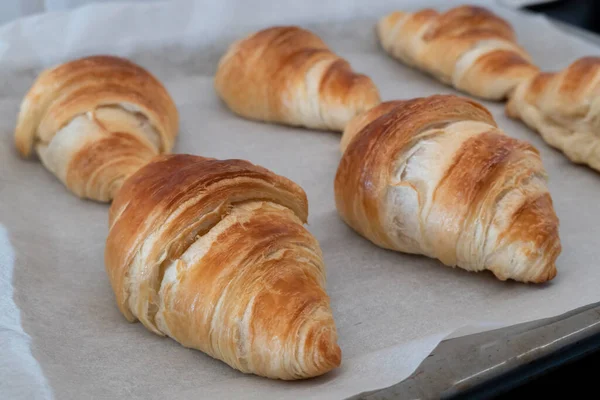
[14,100,36,157]
[14,67,55,158]
[294,323,342,380]
[487,193,561,284]
[375,11,407,51]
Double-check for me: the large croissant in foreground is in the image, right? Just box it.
[14,55,179,202]
[215,26,381,131]
[377,5,539,100]
[336,95,561,283]
[507,57,600,172]
[105,154,341,380]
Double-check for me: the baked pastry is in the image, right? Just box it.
[14,55,179,202]
[377,5,539,100]
[215,26,381,131]
[105,154,341,380]
[507,57,600,171]
[335,95,561,283]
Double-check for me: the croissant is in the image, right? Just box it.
[14,55,179,202]
[507,57,600,171]
[335,95,561,283]
[214,26,381,131]
[377,5,539,100]
[105,154,341,380]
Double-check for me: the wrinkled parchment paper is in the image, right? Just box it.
[2,0,600,398]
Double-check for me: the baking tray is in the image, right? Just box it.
[351,302,600,399]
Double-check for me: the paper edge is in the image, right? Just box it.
[0,224,54,400]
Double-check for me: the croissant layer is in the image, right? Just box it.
[106,154,341,380]
[507,57,600,171]
[15,55,179,202]
[377,5,538,100]
[215,26,380,131]
[336,95,561,283]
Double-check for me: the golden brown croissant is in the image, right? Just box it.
[377,5,539,100]
[14,55,179,202]
[105,154,341,380]
[336,95,561,283]
[214,26,381,131]
[507,57,600,171]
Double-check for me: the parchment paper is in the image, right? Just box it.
[2,0,600,399]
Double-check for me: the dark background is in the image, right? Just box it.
[526,0,600,34]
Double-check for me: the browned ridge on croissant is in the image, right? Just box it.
[14,55,179,202]
[377,5,539,100]
[105,154,341,380]
[336,95,561,283]
[507,57,600,172]
[215,25,381,131]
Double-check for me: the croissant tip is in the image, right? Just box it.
[321,332,342,368]
[533,265,557,283]
[309,327,342,376]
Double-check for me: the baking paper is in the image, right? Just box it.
[1,0,600,398]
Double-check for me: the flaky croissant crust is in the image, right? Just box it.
[336,95,561,283]
[106,154,341,380]
[14,55,179,201]
[377,5,539,100]
[15,55,178,157]
[215,26,381,131]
